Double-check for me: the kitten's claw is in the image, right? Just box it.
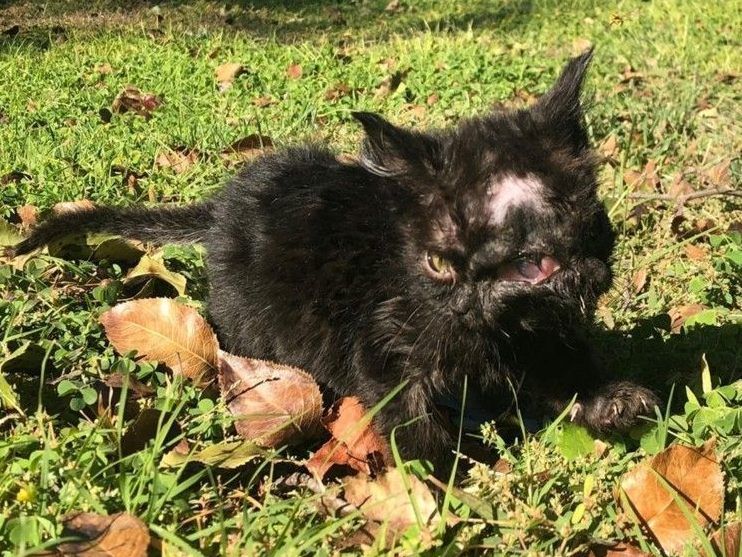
[573,382,660,432]
[570,402,583,422]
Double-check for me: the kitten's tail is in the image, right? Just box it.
[6,202,215,257]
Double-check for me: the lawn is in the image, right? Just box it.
[0,0,740,555]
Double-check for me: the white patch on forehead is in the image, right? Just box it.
[486,174,544,225]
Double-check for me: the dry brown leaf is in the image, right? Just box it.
[343,468,440,540]
[667,174,694,199]
[619,440,723,555]
[306,397,390,480]
[623,169,646,190]
[218,352,323,447]
[426,93,439,106]
[703,159,731,186]
[586,542,651,557]
[668,303,706,333]
[112,86,162,118]
[155,146,199,174]
[215,62,246,91]
[631,268,648,294]
[123,253,187,298]
[0,170,31,185]
[16,204,38,229]
[683,244,708,261]
[94,63,113,75]
[53,199,96,215]
[705,521,741,557]
[220,134,274,163]
[598,135,619,162]
[54,512,150,556]
[252,95,276,108]
[100,298,218,384]
[286,63,303,79]
[324,82,352,102]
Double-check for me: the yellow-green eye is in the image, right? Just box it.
[425,252,454,281]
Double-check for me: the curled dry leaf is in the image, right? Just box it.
[52,512,150,557]
[123,253,187,298]
[668,303,706,333]
[155,146,199,174]
[683,244,708,261]
[343,468,440,541]
[619,440,723,555]
[630,268,648,294]
[306,397,391,480]
[218,352,323,447]
[703,159,731,187]
[100,298,219,385]
[112,86,162,118]
[215,62,246,91]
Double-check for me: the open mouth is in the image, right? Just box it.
[495,255,561,284]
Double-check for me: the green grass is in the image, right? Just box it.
[0,0,740,555]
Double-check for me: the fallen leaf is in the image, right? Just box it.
[426,93,439,106]
[683,244,708,261]
[667,174,694,199]
[668,304,706,333]
[704,521,741,557]
[286,63,303,79]
[324,82,352,102]
[47,232,145,264]
[100,298,219,384]
[619,440,723,554]
[306,397,390,480]
[155,146,199,174]
[703,159,731,187]
[16,204,38,229]
[0,170,31,185]
[252,95,276,108]
[161,439,265,469]
[215,62,246,91]
[53,512,150,557]
[218,352,323,447]
[586,542,651,557]
[343,468,440,540]
[220,134,274,163]
[94,63,113,75]
[103,372,154,399]
[112,86,162,118]
[123,253,187,298]
[598,135,619,162]
[631,268,648,294]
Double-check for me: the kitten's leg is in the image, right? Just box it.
[523,335,659,433]
[356,378,455,475]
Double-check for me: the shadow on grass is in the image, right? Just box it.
[596,320,741,402]
[0,0,544,45]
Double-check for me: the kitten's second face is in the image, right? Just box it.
[354,51,613,377]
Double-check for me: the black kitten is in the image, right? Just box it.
[10,50,658,471]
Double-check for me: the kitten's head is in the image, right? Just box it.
[355,50,613,339]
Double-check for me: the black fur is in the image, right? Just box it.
[11,50,658,472]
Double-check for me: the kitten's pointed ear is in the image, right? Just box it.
[352,111,436,177]
[533,48,594,149]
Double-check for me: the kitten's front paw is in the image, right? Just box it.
[570,382,659,432]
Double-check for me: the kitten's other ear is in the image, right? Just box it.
[352,111,438,177]
[533,48,594,150]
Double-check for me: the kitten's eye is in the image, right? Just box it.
[425,252,455,282]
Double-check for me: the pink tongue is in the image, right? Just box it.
[496,256,561,284]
